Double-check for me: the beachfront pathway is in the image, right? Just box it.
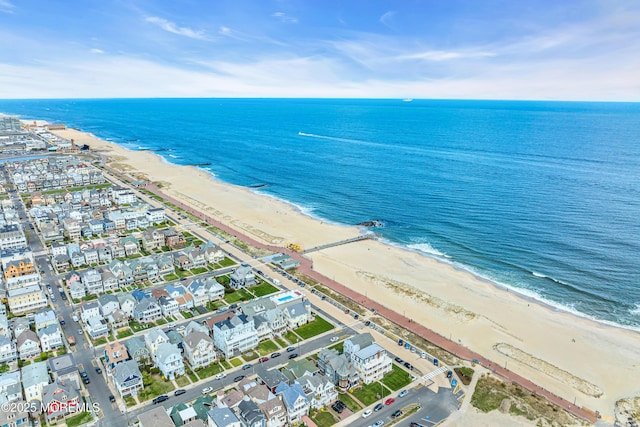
[136,179,598,424]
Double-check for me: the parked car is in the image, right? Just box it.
[233,375,245,382]
[270,352,281,358]
[373,403,384,412]
[404,362,413,370]
[95,367,102,374]
[391,409,403,419]
[153,395,169,404]
[214,373,226,380]
[286,346,296,352]
[398,389,408,398]
[202,387,213,394]
[288,353,298,359]
[372,420,384,427]
[174,389,186,396]
[330,336,339,342]
[385,397,395,405]
[258,357,269,363]
[242,364,252,370]
[361,409,373,418]
[108,395,116,403]
[398,339,404,346]
[395,357,404,364]
[83,377,90,384]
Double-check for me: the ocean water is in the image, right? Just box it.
[2,98,640,329]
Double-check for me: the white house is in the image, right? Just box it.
[154,342,184,380]
[213,314,259,359]
[0,336,17,363]
[350,343,392,385]
[275,382,310,424]
[80,302,101,323]
[38,324,64,352]
[21,361,51,403]
[0,370,21,404]
[183,331,216,369]
[113,360,144,397]
[144,329,169,357]
[296,374,338,409]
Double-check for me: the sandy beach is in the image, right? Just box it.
[54,128,639,422]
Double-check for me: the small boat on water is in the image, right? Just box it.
[403,98,413,102]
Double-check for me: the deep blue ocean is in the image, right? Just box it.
[2,98,639,329]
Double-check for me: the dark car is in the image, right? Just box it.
[242,364,252,370]
[174,389,186,396]
[286,346,296,352]
[395,357,404,364]
[391,409,403,419]
[83,377,90,384]
[374,403,384,412]
[288,353,298,359]
[153,395,169,404]
[410,423,422,427]
[404,362,414,370]
[270,352,281,358]
[95,367,102,374]
[233,375,245,382]
[365,320,371,326]
[80,370,88,378]
[109,395,116,403]
[398,339,404,346]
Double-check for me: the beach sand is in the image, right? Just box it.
[54,128,639,421]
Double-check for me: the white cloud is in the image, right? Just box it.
[0,0,14,14]
[90,48,105,54]
[399,50,496,61]
[145,16,207,40]
[272,12,298,24]
[379,11,395,29]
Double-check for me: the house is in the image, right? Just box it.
[257,395,287,427]
[104,341,130,374]
[146,208,165,225]
[317,349,358,391]
[170,403,199,426]
[113,359,144,397]
[48,354,80,390]
[0,335,17,363]
[86,317,109,339]
[175,293,195,311]
[274,382,310,424]
[16,330,40,359]
[207,407,243,427]
[116,293,136,318]
[237,398,266,427]
[107,309,129,333]
[137,407,174,427]
[134,297,162,323]
[186,278,224,306]
[81,301,101,323]
[162,228,186,249]
[0,370,21,404]
[82,268,103,294]
[38,324,64,352]
[350,343,392,384]
[97,245,113,264]
[12,318,30,339]
[154,342,185,380]
[53,254,71,272]
[229,264,256,289]
[34,308,57,331]
[69,281,86,299]
[271,253,300,270]
[256,366,290,394]
[213,314,259,359]
[98,293,120,317]
[183,331,216,369]
[158,295,179,318]
[0,224,27,249]
[281,302,312,329]
[125,337,150,366]
[0,399,29,427]
[101,269,118,291]
[7,285,47,314]
[42,379,81,421]
[343,333,375,359]
[296,374,338,409]
[144,329,170,357]
[83,247,99,265]
[141,227,165,251]
[283,359,318,382]
[21,361,51,403]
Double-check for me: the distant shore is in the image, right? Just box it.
[50,127,639,422]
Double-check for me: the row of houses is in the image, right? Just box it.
[6,156,106,193]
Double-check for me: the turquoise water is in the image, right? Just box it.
[2,98,639,328]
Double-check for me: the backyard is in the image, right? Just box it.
[381,364,413,391]
[351,381,391,406]
[294,316,334,340]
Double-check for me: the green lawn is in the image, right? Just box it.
[181,311,194,319]
[156,318,167,325]
[257,340,279,356]
[138,372,176,401]
[224,289,252,304]
[338,392,362,412]
[351,381,391,406]
[191,267,208,274]
[197,363,224,379]
[294,316,335,339]
[186,367,199,383]
[66,411,93,427]
[129,321,152,332]
[249,282,280,297]
[176,375,190,387]
[382,364,413,391]
[164,273,179,281]
[176,269,193,278]
[329,341,344,353]
[220,359,232,369]
[218,257,236,267]
[206,300,226,311]
[284,331,302,344]
[229,358,243,367]
[311,411,337,427]
[242,350,259,361]
[274,336,287,348]
[92,337,107,346]
[116,329,133,339]
[124,395,136,407]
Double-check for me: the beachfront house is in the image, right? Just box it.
[230,264,256,289]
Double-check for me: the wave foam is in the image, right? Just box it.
[407,242,450,258]
[631,304,640,316]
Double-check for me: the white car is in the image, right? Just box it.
[202,387,214,394]
[215,373,226,380]
[398,389,409,398]
[372,420,384,427]
[330,336,339,342]
[361,409,373,418]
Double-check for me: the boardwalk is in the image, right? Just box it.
[140,181,598,424]
[300,235,372,254]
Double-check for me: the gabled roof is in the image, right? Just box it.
[21,361,50,389]
[113,360,142,385]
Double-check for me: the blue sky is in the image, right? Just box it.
[0,0,638,100]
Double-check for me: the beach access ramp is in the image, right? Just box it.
[300,235,373,254]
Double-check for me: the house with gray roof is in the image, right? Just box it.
[207,407,243,427]
[343,333,375,359]
[48,353,80,390]
[155,342,184,380]
[17,330,40,360]
[116,293,136,318]
[34,308,57,331]
[0,335,17,363]
[0,399,29,427]
[275,382,310,424]
[317,348,358,391]
[125,337,150,365]
[98,293,120,317]
[213,314,258,359]
[134,297,161,323]
[238,398,266,427]
[0,370,21,404]
[183,330,215,369]
[351,343,392,385]
[296,374,338,409]
[229,264,255,289]
[283,359,318,382]
[144,328,169,357]
[42,379,81,421]
[38,323,63,352]
[256,366,289,394]
[113,359,143,397]
[21,360,51,403]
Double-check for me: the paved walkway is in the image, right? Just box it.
[128,180,598,423]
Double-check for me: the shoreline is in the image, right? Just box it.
[48,126,640,421]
